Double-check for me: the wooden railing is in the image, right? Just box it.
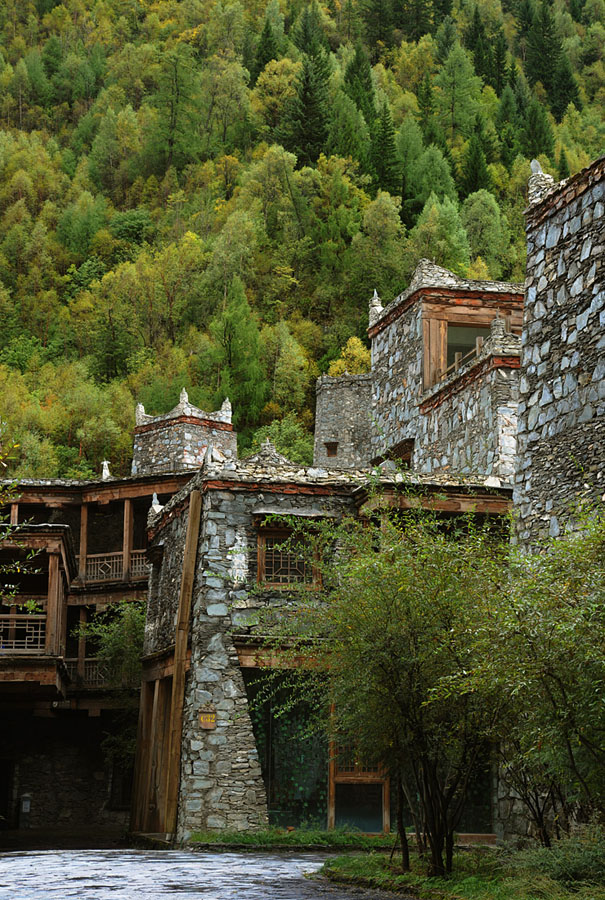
[438,336,484,383]
[76,550,150,583]
[130,549,151,578]
[0,614,46,654]
[65,657,108,688]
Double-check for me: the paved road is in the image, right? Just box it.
[0,849,401,900]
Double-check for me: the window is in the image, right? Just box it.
[325,442,338,458]
[257,530,315,587]
[446,324,489,370]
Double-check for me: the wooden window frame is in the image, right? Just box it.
[257,527,320,589]
[325,442,338,458]
[328,740,390,833]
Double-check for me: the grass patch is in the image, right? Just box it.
[189,826,395,850]
[322,846,605,900]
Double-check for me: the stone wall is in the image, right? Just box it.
[515,157,605,545]
[131,390,237,476]
[313,374,373,468]
[415,321,521,484]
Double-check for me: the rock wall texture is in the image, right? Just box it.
[313,374,373,468]
[146,444,359,838]
[514,157,605,545]
[131,389,237,476]
[414,321,521,483]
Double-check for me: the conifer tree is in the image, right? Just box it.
[551,55,581,121]
[521,96,555,158]
[558,147,571,179]
[326,91,370,166]
[371,103,400,195]
[525,0,561,96]
[293,2,326,57]
[491,30,508,95]
[416,72,435,137]
[459,133,491,197]
[250,18,278,86]
[361,0,394,60]
[278,53,329,167]
[435,43,482,139]
[211,276,267,432]
[344,43,376,126]
[435,16,458,64]
[397,0,432,41]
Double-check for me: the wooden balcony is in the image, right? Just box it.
[0,614,46,654]
[65,657,108,689]
[76,549,150,584]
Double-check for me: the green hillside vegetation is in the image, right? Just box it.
[0,0,603,477]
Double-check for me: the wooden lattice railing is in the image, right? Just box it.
[64,657,108,687]
[0,614,46,654]
[76,550,150,582]
[130,549,150,578]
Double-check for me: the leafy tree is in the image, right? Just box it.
[327,336,371,374]
[248,413,313,464]
[461,189,508,277]
[148,44,201,171]
[262,504,506,875]
[407,192,470,276]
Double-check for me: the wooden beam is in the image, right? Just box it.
[45,553,61,656]
[79,504,88,580]
[77,607,87,678]
[122,499,134,581]
[10,503,18,525]
[164,489,202,837]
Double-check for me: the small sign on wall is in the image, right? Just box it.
[200,704,217,730]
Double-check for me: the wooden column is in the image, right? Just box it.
[45,553,61,656]
[77,607,87,677]
[164,490,202,836]
[131,678,155,833]
[122,499,134,581]
[10,503,18,525]
[79,503,88,580]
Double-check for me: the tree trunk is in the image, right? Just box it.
[397,775,410,872]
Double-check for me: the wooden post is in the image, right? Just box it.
[454,351,462,371]
[79,503,88,581]
[327,742,336,829]
[77,607,87,677]
[45,553,61,656]
[10,503,18,525]
[131,679,155,834]
[122,498,134,581]
[164,490,202,837]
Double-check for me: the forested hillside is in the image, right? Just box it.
[0,0,603,476]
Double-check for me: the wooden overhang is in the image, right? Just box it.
[354,480,512,517]
[2,471,194,508]
[0,656,69,700]
[1,524,77,586]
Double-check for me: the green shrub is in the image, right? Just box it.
[512,825,605,886]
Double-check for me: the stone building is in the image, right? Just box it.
[0,389,236,839]
[314,259,524,481]
[515,156,605,545]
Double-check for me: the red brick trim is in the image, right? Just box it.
[368,288,523,339]
[419,355,520,414]
[134,415,233,435]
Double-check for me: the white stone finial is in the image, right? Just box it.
[528,161,555,205]
[530,159,543,175]
[135,402,146,425]
[101,460,111,480]
[369,289,384,326]
[179,387,189,405]
[220,397,232,423]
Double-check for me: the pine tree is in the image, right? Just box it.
[551,55,581,121]
[435,43,482,139]
[416,72,435,136]
[278,53,329,167]
[361,0,394,60]
[211,276,267,432]
[293,2,327,57]
[250,18,278,86]
[435,17,458,64]
[370,103,400,195]
[491,30,508,95]
[459,133,491,197]
[465,6,485,52]
[397,0,432,41]
[525,0,561,96]
[521,96,554,158]
[344,43,376,126]
[558,148,571,179]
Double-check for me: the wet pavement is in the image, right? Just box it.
[0,849,401,899]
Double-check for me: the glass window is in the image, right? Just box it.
[446,324,489,370]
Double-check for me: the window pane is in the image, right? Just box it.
[447,324,489,369]
[264,536,311,584]
[335,783,383,832]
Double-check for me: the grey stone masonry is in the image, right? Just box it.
[131,388,237,476]
[313,373,373,468]
[514,156,605,545]
[415,318,521,484]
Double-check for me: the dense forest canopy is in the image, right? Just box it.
[0,0,603,477]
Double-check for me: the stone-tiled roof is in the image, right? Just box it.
[525,154,605,223]
[148,441,512,532]
[369,259,524,330]
[135,387,232,427]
